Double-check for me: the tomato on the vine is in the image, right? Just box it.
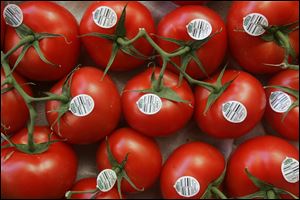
[1,126,78,199]
[1,68,32,135]
[195,69,266,138]
[264,69,299,140]
[4,1,80,81]
[225,135,299,198]
[46,67,121,144]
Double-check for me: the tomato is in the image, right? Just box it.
[4,1,80,81]
[80,1,155,71]
[173,1,208,6]
[160,142,225,199]
[1,126,78,199]
[1,2,4,50]
[225,135,299,198]
[264,70,299,140]
[96,127,162,194]
[69,178,121,199]
[46,67,121,144]
[1,68,32,135]
[121,68,194,137]
[195,69,266,138]
[227,1,299,74]
[157,5,227,79]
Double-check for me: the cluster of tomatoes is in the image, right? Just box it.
[1,1,299,199]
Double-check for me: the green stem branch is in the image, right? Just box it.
[211,187,227,199]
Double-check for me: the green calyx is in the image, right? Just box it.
[260,20,299,70]
[237,168,299,199]
[65,189,99,199]
[265,85,299,121]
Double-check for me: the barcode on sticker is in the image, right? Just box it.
[174,176,200,197]
[97,169,117,192]
[281,157,299,183]
[186,19,212,40]
[3,4,23,27]
[269,91,292,113]
[69,94,94,117]
[243,13,268,36]
[92,6,117,28]
[136,94,162,115]
[222,101,247,123]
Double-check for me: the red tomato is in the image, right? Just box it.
[161,142,225,199]
[173,1,208,6]
[195,69,266,138]
[121,68,194,137]
[1,2,4,49]
[264,70,299,140]
[226,135,299,198]
[227,1,299,74]
[157,5,227,79]
[4,1,80,81]
[96,127,162,194]
[1,68,32,135]
[80,1,155,71]
[46,67,121,144]
[69,178,121,199]
[1,126,78,199]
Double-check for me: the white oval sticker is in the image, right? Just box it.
[174,176,200,197]
[186,19,212,40]
[222,101,247,123]
[69,94,95,117]
[281,157,299,183]
[243,13,268,36]
[3,4,23,27]
[97,169,117,192]
[92,6,117,28]
[136,94,162,115]
[269,91,292,113]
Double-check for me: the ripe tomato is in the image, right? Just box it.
[4,1,80,81]
[227,1,299,74]
[46,67,121,144]
[195,69,266,138]
[121,68,194,137]
[160,142,225,199]
[264,70,299,140]
[69,178,121,199]
[226,135,299,198]
[1,68,32,135]
[1,126,78,199]
[80,1,155,71]
[157,5,227,79]
[96,127,162,194]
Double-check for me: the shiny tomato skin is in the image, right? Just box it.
[4,1,80,81]
[264,70,299,140]
[46,67,121,144]
[70,178,121,199]
[96,127,162,194]
[1,69,32,135]
[157,5,227,79]
[161,142,225,199]
[195,70,266,138]
[121,68,194,137]
[225,135,299,198]
[80,1,155,71]
[227,1,299,74]
[1,126,78,199]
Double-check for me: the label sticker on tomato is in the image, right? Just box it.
[3,4,23,27]
[243,13,268,36]
[281,157,299,183]
[69,94,95,117]
[269,91,292,113]
[96,169,117,192]
[222,101,247,123]
[174,176,200,197]
[136,94,162,115]
[186,19,212,40]
[92,6,117,28]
